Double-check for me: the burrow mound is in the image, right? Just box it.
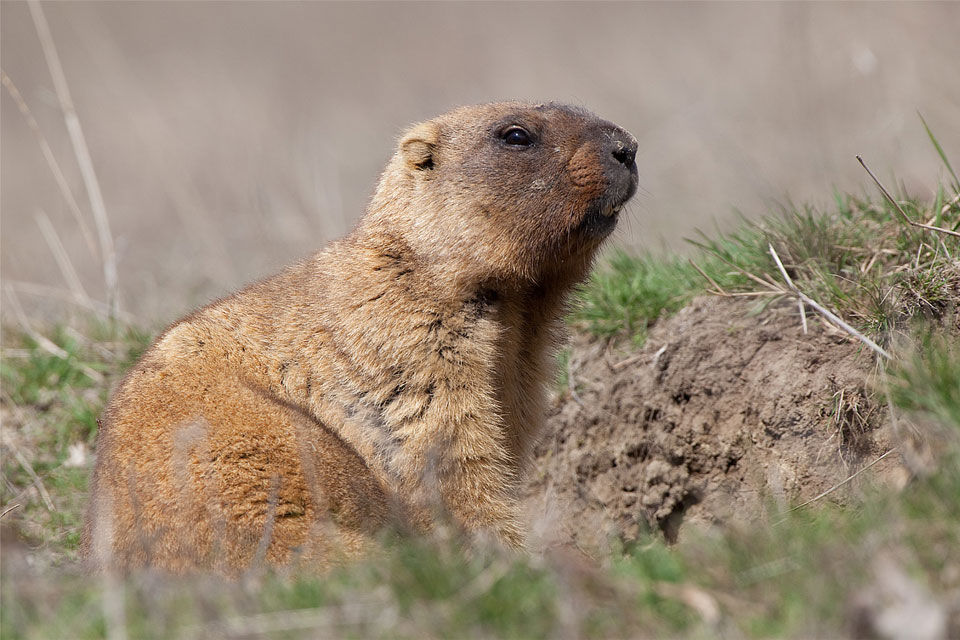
[525,296,907,549]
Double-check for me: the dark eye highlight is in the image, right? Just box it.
[501,126,533,147]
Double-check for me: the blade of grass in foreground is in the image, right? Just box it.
[919,112,960,192]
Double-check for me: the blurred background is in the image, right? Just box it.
[3,1,959,324]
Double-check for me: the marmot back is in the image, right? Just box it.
[83,102,638,573]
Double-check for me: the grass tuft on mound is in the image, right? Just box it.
[574,191,960,347]
[571,252,701,343]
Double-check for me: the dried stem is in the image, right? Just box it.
[706,250,783,293]
[1,69,99,260]
[2,435,56,512]
[35,208,91,304]
[781,448,897,516]
[941,193,960,217]
[768,244,891,360]
[28,0,120,319]
[567,350,583,405]
[102,568,128,640]
[688,259,728,296]
[0,504,23,520]
[857,155,960,239]
[3,284,104,383]
[4,280,134,322]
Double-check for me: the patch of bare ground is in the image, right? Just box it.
[526,296,907,550]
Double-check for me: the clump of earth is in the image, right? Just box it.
[525,296,908,549]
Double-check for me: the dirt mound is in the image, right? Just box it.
[526,296,907,549]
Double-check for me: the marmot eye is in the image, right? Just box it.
[502,127,532,146]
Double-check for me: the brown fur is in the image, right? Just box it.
[82,102,638,572]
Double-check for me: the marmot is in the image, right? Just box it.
[82,102,638,573]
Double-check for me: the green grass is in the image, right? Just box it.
[1,534,558,639]
[1,323,152,558]
[1,328,101,407]
[571,252,704,344]
[892,333,960,427]
[571,192,959,350]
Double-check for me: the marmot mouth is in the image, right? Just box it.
[578,198,626,238]
[601,202,625,218]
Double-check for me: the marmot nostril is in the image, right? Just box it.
[612,143,636,167]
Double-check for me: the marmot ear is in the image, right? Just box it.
[400,122,440,171]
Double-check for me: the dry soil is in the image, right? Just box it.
[526,296,906,550]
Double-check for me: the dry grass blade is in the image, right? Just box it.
[760,245,809,333]
[768,244,891,360]
[5,284,69,360]
[1,70,99,261]
[857,155,960,239]
[1,503,23,520]
[455,558,513,602]
[567,351,583,405]
[652,581,721,625]
[102,569,128,640]
[778,448,897,519]
[918,111,959,187]
[688,258,728,296]
[201,600,392,638]
[35,208,91,305]
[942,193,960,217]
[611,352,646,371]
[726,291,780,297]
[249,475,281,571]
[2,436,56,512]
[4,280,134,322]
[3,284,105,383]
[707,250,784,293]
[28,0,120,319]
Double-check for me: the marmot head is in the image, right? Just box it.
[365,102,638,289]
